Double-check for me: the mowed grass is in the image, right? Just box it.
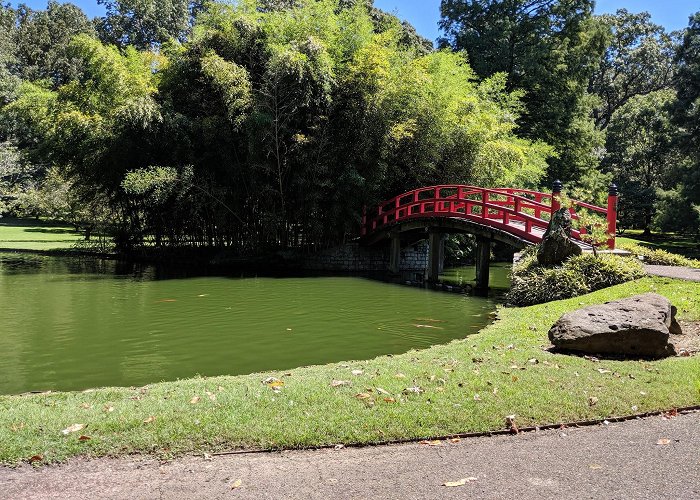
[1,277,698,465]
[0,218,84,251]
[618,230,700,260]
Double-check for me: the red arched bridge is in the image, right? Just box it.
[360,182,618,290]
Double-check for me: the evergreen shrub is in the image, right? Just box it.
[507,253,645,306]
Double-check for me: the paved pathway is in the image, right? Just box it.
[2,411,698,500]
[645,265,700,282]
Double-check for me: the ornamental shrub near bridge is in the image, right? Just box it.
[507,253,645,307]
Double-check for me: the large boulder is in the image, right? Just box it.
[537,208,582,267]
[548,293,682,358]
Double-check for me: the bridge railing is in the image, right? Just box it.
[362,182,619,249]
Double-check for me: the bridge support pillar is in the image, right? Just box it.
[427,230,444,283]
[475,237,491,292]
[388,231,401,274]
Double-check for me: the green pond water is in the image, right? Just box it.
[0,253,509,395]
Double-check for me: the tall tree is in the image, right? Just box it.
[439,0,608,183]
[590,9,677,130]
[604,90,684,234]
[666,11,700,233]
[12,1,96,87]
[97,0,203,49]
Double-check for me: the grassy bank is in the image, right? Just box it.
[1,277,698,466]
[618,230,700,261]
[0,218,84,251]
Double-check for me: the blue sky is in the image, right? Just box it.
[8,0,699,41]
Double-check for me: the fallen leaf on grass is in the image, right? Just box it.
[331,380,349,388]
[394,373,406,379]
[231,479,242,489]
[588,397,599,407]
[78,435,91,442]
[403,386,424,394]
[351,369,363,376]
[443,477,477,487]
[61,423,85,435]
[355,393,372,400]
[597,368,611,374]
[383,397,396,403]
[80,403,92,410]
[205,391,217,402]
[657,439,671,445]
[28,455,43,464]
[10,422,25,432]
[376,387,390,395]
[190,396,201,404]
[143,416,156,424]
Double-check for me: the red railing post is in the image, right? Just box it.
[607,183,618,250]
[551,180,562,214]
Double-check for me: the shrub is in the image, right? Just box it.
[507,253,645,306]
[618,242,700,269]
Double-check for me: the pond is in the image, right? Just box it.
[0,253,510,395]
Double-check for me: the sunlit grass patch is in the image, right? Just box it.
[0,218,84,251]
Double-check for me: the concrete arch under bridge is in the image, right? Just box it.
[360,183,619,290]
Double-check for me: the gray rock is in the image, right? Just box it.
[548,293,682,358]
[537,208,582,267]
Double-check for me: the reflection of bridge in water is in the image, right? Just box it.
[361,181,619,290]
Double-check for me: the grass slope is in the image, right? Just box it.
[1,277,699,465]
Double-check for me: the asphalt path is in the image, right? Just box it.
[645,265,700,282]
[2,410,699,500]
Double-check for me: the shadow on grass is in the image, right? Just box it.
[23,227,79,235]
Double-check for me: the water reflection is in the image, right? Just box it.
[0,253,510,395]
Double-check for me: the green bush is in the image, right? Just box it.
[618,242,700,269]
[507,253,646,306]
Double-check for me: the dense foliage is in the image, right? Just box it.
[1,0,699,253]
[0,0,551,251]
[507,253,645,306]
[440,2,700,236]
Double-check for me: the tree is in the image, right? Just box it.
[439,0,608,183]
[97,0,203,49]
[667,11,700,234]
[590,9,677,130]
[604,89,685,234]
[11,2,96,87]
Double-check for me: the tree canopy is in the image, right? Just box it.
[1,0,699,250]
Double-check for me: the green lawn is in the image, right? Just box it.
[1,276,698,466]
[618,230,700,260]
[0,218,85,251]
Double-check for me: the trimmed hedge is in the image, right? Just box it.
[507,253,646,306]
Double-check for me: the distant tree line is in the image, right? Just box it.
[440,1,700,235]
[0,0,698,254]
